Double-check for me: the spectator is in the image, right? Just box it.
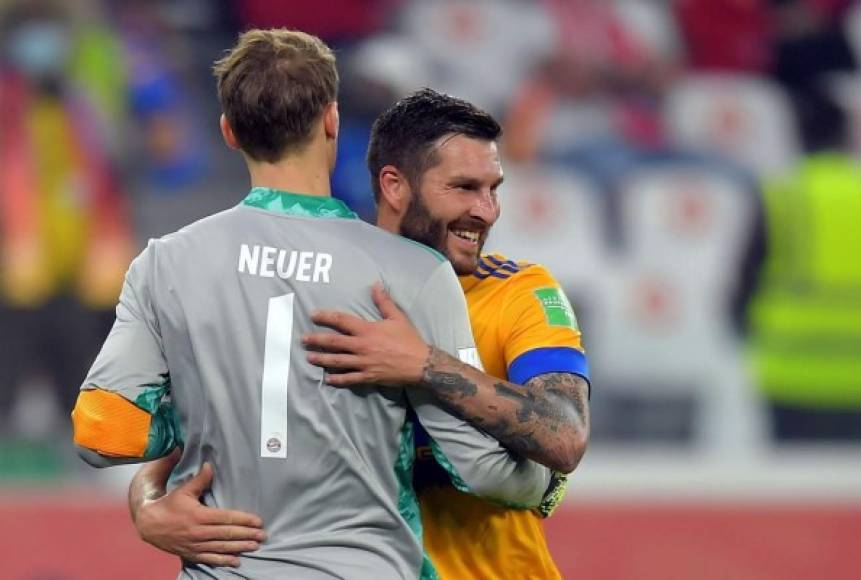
[747,94,861,441]
[0,0,133,436]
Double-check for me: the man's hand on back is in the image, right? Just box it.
[130,454,266,568]
[304,283,430,386]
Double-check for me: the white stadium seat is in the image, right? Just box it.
[486,162,608,289]
[664,74,800,177]
[586,162,764,448]
[397,0,555,113]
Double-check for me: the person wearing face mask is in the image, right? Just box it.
[128,89,591,579]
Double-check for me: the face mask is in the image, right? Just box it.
[7,22,70,80]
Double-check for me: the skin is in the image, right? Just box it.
[375,134,502,276]
[129,133,590,566]
[129,450,265,567]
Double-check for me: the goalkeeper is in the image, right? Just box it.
[130,90,590,579]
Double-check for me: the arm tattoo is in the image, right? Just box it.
[420,347,590,472]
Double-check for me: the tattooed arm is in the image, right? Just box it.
[420,347,589,473]
[304,284,590,474]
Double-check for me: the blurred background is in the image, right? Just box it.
[1,0,859,578]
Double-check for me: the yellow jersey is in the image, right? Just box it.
[414,254,589,579]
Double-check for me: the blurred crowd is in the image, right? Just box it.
[1,0,860,482]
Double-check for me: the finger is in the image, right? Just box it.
[302,332,361,354]
[192,525,266,543]
[181,462,214,497]
[306,352,363,370]
[372,283,403,320]
[325,372,371,386]
[198,508,265,530]
[188,553,241,568]
[311,310,367,335]
[191,540,261,554]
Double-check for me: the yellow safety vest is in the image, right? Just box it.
[749,153,861,407]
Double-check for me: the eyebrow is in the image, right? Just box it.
[448,175,505,188]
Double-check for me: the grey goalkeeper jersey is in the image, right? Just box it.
[80,189,550,580]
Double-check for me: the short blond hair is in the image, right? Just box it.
[214,29,338,162]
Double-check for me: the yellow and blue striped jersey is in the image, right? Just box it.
[416,253,589,580]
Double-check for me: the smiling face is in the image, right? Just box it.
[399,134,503,275]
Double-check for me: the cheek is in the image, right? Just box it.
[427,203,461,227]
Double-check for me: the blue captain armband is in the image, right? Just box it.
[508,347,590,387]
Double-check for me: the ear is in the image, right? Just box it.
[323,102,339,141]
[220,114,240,150]
[378,165,411,215]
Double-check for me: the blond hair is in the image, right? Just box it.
[214,29,338,162]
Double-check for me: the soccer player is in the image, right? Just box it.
[129,90,590,579]
[71,31,553,579]
[308,89,590,579]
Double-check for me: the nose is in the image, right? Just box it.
[470,190,499,224]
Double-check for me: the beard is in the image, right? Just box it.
[399,192,487,275]
[400,192,447,256]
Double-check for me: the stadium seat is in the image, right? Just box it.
[825,73,861,158]
[585,161,763,446]
[844,2,861,67]
[664,74,800,177]
[486,162,608,289]
[397,0,555,113]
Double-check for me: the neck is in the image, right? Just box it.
[375,208,400,234]
[246,146,332,197]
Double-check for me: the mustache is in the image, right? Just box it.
[448,218,489,236]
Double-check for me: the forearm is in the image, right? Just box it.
[410,391,551,507]
[421,347,590,473]
[129,451,179,523]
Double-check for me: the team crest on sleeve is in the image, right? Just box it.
[534,287,579,329]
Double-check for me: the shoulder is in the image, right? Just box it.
[475,254,560,289]
[357,225,449,280]
[326,222,455,307]
[147,207,239,251]
[363,225,447,265]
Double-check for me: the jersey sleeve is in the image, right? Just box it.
[404,261,551,508]
[502,265,590,388]
[71,243,179,466]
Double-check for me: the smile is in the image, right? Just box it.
[451,229,480,243]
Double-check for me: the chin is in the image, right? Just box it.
[450,255,479,276]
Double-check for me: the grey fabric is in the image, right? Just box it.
[81,199,550,579]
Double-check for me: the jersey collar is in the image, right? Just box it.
[241,187,358,219]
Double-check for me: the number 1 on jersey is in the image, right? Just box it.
[261,293,294,458]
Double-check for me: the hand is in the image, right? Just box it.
[134,462,266,567]
[304,283,430,387]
